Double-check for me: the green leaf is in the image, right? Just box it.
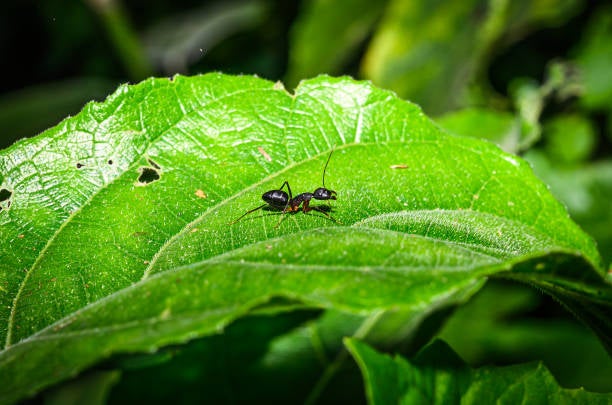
[435,107,519,152]
[362,0,582,114]
[0,74,609,403]
[574,5,612,111]
[439,281,612,392]
[286,0,387,86]
[542,115,596,164]
[345,338,612,404]
[436,62,584,154]
[110,311,327,403]
[526,151,612,266]
[43,370,120,405]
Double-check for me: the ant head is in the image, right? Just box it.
[313,187,336,201]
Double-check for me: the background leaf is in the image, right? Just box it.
[438,280,612,392]
[0,74,609,403]
[345,338,611,404]
[574,5,612,111]
[285,0,387,87]
[361,0,583,114]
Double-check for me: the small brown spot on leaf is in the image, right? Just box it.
[390,164,409,169]
[190,228,199,233]
[195,189,207,199]
[18,234,25,239]
[76,163,84,169]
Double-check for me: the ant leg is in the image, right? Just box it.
[275,191,300,229]
[307,205,341,224]
[278,181,293,200]
[278,180,294,214]
[274,212,290,228]
[279,180,294,212]
[229,203,267,225]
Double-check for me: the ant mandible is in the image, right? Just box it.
[229,149,339,227]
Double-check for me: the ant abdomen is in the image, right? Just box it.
[262,189,289,209]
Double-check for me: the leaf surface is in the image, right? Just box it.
[0,74,609,403]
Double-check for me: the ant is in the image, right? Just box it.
[230,150,339,227]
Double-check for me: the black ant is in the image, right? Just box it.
[230,150,339,227]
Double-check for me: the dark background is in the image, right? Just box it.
[1,1,607,147]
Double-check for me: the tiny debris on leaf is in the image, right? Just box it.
[258,146,272,162]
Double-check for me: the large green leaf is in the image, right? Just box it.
[345,338,611,404]
[0,74,609,403]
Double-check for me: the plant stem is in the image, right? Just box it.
[85,0,154,81]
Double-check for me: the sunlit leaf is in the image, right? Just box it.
[0,74,609,403]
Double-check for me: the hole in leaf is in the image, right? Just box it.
[108,159,113,165]
[137,167,160,184]
[0,189,11,202]
[147,158,161,170]
[0,188,12,211]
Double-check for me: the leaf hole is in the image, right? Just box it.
[137,167,161,185]
[0,188,11,202]
[0,188,12,211]
[108,159,113,165]
[147,158,161,170]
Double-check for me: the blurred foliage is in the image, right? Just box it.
[285,0,387,86]
[1,0,611,402]
[439,280,612,393]
[574,5,612,110]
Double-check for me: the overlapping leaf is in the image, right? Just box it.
[0,74,609,403]
[346,338,610,404]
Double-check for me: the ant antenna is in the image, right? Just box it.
[322,148,334,187]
